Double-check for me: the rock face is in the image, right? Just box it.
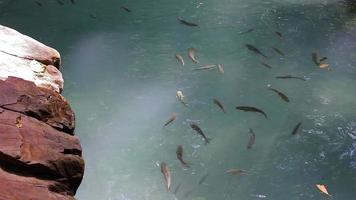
[0,25,84,199]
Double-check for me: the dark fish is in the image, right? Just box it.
[267,84,290,103]
[56,0,64,5]
[275,75,306,81]
[312,52,320,66]
[160,162,171,190]
[319,57,328,62]
[272,47,285,56]
[291,121,302,135]
[70,0,75,4]
[163,113,177,127]
[190,123,210,144]
[176,145,189,167]
[89,14,97,19]
[245,44,267,58]
[246,128,256,149]
[198,174,209,185]
[34,1,42,6]
[121,6,132,12]
[275,31,283,38]
[235,106,267,119]
[213,98,226,113]
[239,28,254,34]
[225,168,249,175]
[178,17,198,27]
[261,62,272,69]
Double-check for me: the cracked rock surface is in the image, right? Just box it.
[0,25,84,199]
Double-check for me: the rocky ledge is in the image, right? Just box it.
[0,25,84,199]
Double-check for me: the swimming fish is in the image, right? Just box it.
[239,28,254,34]
[175,53,185,66]
[188,48,199,63]
[177,17,198,27]
[316,184,331,196]
[190,123,210,144]
[246,128,256,149]
[176,145,189,167]
[34,1,42,6]
[176,91,188,107]
[245,44,267,58]
[70,0,75,4]
[272,47,285,56]
[235,106,268,119]
[163,113,177,127]
[261,62,272,69]
[160,162,171,190]
[121,6,132,12]
[192,64,216,71]
[56,0,64,5]
[89,14,97,19]
[267,84,290,102]
[217,64,224,74]
[213,98,226,113]
[291,121,302,135]
[275,75,306,81]
[225,168,249,175]
[275,31,283,38]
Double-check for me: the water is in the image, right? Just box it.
[1,0,356,199]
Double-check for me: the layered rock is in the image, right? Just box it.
[0,25,84,199]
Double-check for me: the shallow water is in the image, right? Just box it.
[1,0,356,199]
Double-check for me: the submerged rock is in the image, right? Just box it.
[0,25,84,199]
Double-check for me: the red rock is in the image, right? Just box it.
[0,77,75,134]
[0,109,84,195]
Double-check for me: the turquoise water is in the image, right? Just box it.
[1,0,356,199]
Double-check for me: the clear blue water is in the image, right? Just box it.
[1,0,356,199]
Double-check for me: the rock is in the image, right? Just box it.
[0,25,84,199]
[0,25,63,93]
[0,77,75,134]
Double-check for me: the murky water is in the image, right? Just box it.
[1,0,356,199]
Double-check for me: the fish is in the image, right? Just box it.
[176,91,188,107]
[316,184,331,196]
[188,48,199,63]
[56,0,64,5]
[175,53,185,66]
[177,17,198,27]
[89,14,97,19]
[275,75,306,81]
[34,1,42,6]
[291,121,302,135]
[160,162,171,190]
[239,28,254,34]
[225,169,249,175]
[245,44,267,58]
[275,31,283,38]
[319,63,330,70]
[70,0,75,4]
[312,52,320,66]
[192,64,216,71]
[198,174,209,185]
[190,123,210,144]
[261,62,272,69]
[15,116,23,128]
[272,47,285,56]
[217,64,224,74]
[246,128,256,149]
[235,106,268,119]
[213,98,226,113]
[121,6,132,12]
[163,113,177,127]
[176,145,189,167]
[267,84,290,102]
